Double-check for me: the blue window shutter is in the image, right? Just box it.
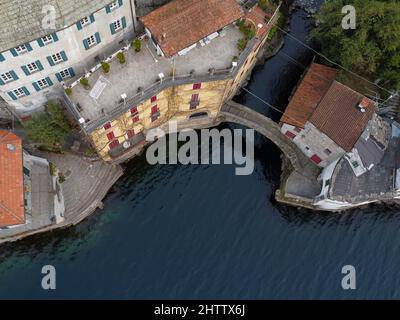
[90,14,95,23]
[118,0,123,6]
[46,77,53,86]
[10,70,19,80]
[110,23,116,35]
[21,65,30,76]
[76,21,83,30]
[32,82,41,92]
[0,53,4,61]
[10,48,18,57]
[0,78,4,85]
[56,73,63,82]
[83,39,90,50]
[36,60,44,71]
[22,87,30,96]
[47,56,55,66]
[37,38,45,47]
[105,4,111,13]
[8,91,17,100]
[60,51,68,61]
[26,43,33,52]
[52,32,59,42]
[95,32,101,44]
[68,67,75,77]
[121,17,127,29]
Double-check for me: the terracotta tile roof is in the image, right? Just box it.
[0,131,25,227]
[280,63,338,128]
[310,82,377,152]
[245,6,273,38]
[140,0,244,57]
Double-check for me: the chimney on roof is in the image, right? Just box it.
[161,33,167,42]
[357,97,370,113]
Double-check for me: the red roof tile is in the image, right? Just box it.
[140,0,244,57]
[0,131,25,227]
[310,82,377,152]
[280,63,338,128]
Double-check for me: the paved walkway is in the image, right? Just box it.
[0,153,123,244]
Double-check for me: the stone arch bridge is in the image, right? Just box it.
[219,100,320,180]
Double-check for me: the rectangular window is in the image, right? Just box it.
[109,140,120,149]
[190,94,200,109]
[107,132,115,141]
[133,115,140,123]
[104,122,112,130]
[15,45,28,55]
[42,35,53,45]
[59,69,70,79]
[127,130,135,139]
[52,52,63,64]
[151,105,159,114]
[294,127,302,133]
[311,154,322,165]
[13,87,27,98]
[109,1,119,11]
[151,96,157,103]
[113,19,122,32]
[1,72,14,83]
[193,83,202,90]
[36,78,50,89]
[80,17,90,27]
[27,62,39,73]
[324,148,332,156]
[86,35,97,48]
[285,131,296,140]
[47,51,67,66]
[131,107,138,115]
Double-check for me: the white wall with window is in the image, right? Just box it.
[0,0,136,115]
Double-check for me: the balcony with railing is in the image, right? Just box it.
[63,3,281,134]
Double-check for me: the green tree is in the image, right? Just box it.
[312,0,400,90]
[24,101,71,152]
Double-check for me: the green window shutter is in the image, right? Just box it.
[95,32,101,44]
[8,91,17,100]
[36,60,44,71]
[60,51,68,61]
[0,53,4,61]
[26,43,33,52]
[105,4,111,13]
[52,32,59,42]
[110,22,116,35]
[118,0,123,6]
[33,82,41,92]
[10,70,19,80]
[46,77,53,86]
[21,65,30,76]
[68,67,75,77]
[90,14,95,23]
[0,77,4,85]
[56,73,63,82]
[22,86,30,96]
[47,56,55,66]
[37,38,45,47]
[121,17,127,29]
[10,48,18,57]
[83,39,90,50]
[76,21,83,30]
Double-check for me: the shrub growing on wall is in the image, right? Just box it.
[24,101,71,153]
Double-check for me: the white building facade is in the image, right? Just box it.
[0,0,139,116]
